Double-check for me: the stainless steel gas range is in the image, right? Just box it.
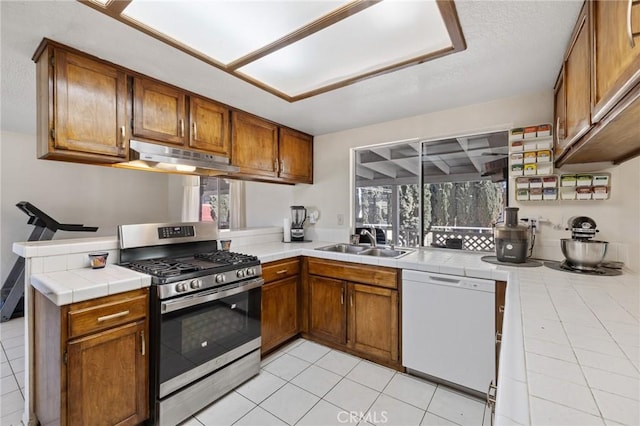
[118,222,263,426]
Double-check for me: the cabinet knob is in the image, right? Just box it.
[180,119,185,138]
[193,121,198,140]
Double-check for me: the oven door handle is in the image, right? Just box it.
[161,277,264,314]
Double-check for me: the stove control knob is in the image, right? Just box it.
[215,274,225,284]
[236,269,245,278]
[190,279,202,289]
[175,282,188,293]
[246,267,255,276]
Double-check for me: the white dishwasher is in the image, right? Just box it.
[402,270,495,394]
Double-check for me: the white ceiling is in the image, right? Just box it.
[0,1,582,138]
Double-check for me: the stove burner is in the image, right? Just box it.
[544,260,622,276]
[127,259,202,277]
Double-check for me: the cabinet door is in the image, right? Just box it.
[67,320,148,426]
[189,96,230,156]
[564,6,591,146]
[262,275,299,354]
[348,283,398,362]
[279,127,313,183]
[553,71,568,156]
[308,276,346,345]
[53,48,127,158]
[133,77,186,145]
[231,112,278,178]
[591,0,640,121]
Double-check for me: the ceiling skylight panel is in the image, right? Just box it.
[237,0,452,96]
[122,0,347,64]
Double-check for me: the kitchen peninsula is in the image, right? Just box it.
[13,227,639,425]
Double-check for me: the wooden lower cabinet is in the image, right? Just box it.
[304,258,400,368]
[67,321,147,426]
[262,276,299,353]
[349,283,398,362]
[261,258,301,354]
[308,275,347,345]
[34,288,149,426]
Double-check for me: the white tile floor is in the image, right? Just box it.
[0,317,25,426]
[181,339,491,426]
[0,317,490,426]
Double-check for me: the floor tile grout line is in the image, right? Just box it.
[1,340,25,400]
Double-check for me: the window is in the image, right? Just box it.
[354,131,508,250]
[200,177,230,229]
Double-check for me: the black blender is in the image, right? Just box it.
[290,206,307,241]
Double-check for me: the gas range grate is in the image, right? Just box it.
[127,259,202,277]
[194,251,259,265]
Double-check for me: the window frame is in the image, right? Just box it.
[351,129,509,249]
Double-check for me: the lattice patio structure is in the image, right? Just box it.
[429,228,495,252]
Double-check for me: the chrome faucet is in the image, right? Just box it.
[360,229,377,247]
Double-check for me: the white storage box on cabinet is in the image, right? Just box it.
[401,270,495,394]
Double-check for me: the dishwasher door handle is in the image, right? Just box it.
[427,276,461,284]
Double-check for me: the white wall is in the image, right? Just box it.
[245,180,295,228]
[0,131,178,282]
[294,90,640,271]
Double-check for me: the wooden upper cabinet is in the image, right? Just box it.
[189,96,230,156]
[278,127,313,184]
[564,4,591,146]
[231,112,279,178]
[35,44,128,162]
[553,71,568,156]
[591,0,640,122]
[133,77,187,145]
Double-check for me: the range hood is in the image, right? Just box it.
[116,140,239,176]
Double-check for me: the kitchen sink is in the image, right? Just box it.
[359,248,412,258]
[315,244,412,258]
[315,243,370,254]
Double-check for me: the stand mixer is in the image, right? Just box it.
[290,206,307,242]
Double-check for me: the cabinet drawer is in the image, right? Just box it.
[68,293,147,339]
[307,258,398,289]
[263,258,300,283]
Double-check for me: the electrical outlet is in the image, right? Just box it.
[337,214,344,226]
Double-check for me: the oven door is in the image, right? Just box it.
[157,277,262,398]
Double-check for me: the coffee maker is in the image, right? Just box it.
[290,206,307,242]
[494,207,530,263]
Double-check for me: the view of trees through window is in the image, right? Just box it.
[200,177,230,229]
[354,131,508,250]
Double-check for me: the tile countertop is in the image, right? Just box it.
[14,239,639,425]
[30,265,151,306]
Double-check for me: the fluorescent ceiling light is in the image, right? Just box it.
[238,1,451,96]
[81,0,466,101]
[122,0,347,65]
